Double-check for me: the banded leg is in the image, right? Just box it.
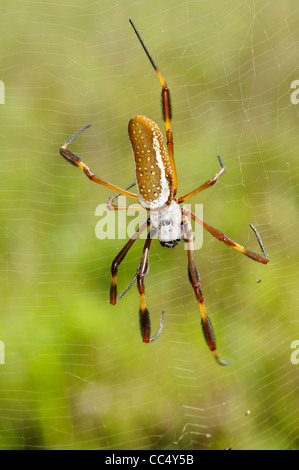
[177,156,226,204]
[183,216,228,365]
[107,183,144,211]
[137,227,165,342]
[129,19,177,197]
[185,209,269,264]
[60,125,138,200]
[110,219,150,304]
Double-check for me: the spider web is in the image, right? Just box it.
[0,0,299,450]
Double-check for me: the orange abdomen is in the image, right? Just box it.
[128,115,173,209]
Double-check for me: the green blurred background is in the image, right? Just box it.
[1,0,299,450]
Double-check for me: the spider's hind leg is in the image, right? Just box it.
[183,215,228,366]
[110,219,150,305]
[137,227,165,343]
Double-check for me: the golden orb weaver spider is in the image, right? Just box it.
[60,19,268,365]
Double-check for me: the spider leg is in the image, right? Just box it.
[110,218,150,304]
[60,125,138,200]
[107,182,145,211]
[177,156,226,204]
[183,215,228,365]
[185,209,269,264]
[137,226,165,343]
[129,19,177,197]
[115,263,139,302]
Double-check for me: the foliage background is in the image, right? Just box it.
[0,0,298,449]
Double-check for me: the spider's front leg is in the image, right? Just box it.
[183,216,228,366]
[107,183,145,212]
[60,125,138,200]
[137,227,165,343]
[177,155,226,204]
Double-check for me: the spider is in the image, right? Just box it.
[60,19,268,365]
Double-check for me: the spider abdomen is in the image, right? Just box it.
[128,115,173,209]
